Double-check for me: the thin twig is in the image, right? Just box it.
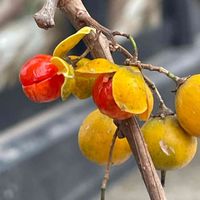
[131,61,181,83]
[144,76,164,106]
[112,31,129,38]
[161,170,166,187]
[101,130,118,200]
[34,0,59,29]
[78,47,91,59]
[112,31,138,62]
[77,10,117,45]
[144,76,173,117]
[114,44,133,59]
[69,47,91,67]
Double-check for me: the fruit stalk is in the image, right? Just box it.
[34,0,167,199]
[101,131,117,200]
[144,76,173,117]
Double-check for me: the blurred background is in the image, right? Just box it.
[0,0,200,199]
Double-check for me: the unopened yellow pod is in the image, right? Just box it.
[142,116,197,170]
[75,58,119,77]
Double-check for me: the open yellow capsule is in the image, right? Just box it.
[112,66,147,114]
[75,58,119,77]
[51,56,75,100]
[53,26,96,58]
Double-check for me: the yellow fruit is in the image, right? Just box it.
[141,115,197,170]
[78,109,131,165]
[175,74,200,136]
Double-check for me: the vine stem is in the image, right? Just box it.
[101,130,118,200]
[34,0,167,199]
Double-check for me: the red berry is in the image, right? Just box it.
[92,74,132,120]
[19,54,64,103]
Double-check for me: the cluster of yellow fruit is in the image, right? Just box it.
[79,73,200,172]
[20,25,199,171]
[49,27,199,171]
[48,27,200,171]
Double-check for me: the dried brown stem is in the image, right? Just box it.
[34,0,167,199]
[34,0,59,29]
[101,130,117,200]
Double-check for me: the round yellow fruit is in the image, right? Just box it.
[78,109,131,165]
[141,115,197,170]
[176,74,200,136]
